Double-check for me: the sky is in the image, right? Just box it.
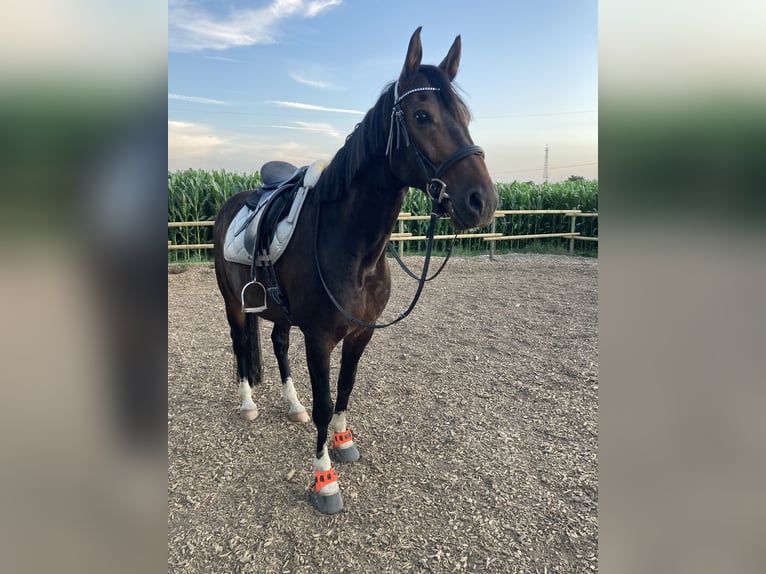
[168,0,598,183]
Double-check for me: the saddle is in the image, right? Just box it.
[244,162,307,260]
[244,160,304,209]
[223,159,326,313]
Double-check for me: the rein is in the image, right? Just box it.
[386,234,456,282]
[314,81,483,330]
[314,197,441,330]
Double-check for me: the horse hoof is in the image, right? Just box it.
[287,409,310,423]
[240,407,259,420]
[310,490,344,515]
[330,444,360,463]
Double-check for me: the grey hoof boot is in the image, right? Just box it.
[330,444,360,463]
[310,490,344,514]
[331,430,360,462]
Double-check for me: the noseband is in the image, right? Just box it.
[385,82,485,207]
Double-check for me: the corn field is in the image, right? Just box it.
[168,169,262,260]
[168,170,598,261]
[402,179,598,256]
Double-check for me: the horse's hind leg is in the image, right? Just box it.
[271,322,309,423]
[226,304,262,420]
[329,329,373,463]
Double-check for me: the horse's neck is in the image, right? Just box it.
[327,161,407,263]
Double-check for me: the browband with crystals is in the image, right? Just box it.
[393,84,441,106]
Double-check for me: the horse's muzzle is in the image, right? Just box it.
[448,184,499,230]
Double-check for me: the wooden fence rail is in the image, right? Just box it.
[168,210,598,256]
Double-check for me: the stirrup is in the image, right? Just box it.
[240,280,267,313]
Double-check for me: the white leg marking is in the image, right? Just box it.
[329,411,347,432]
[283,377,309,422]
[314,446,332,471]
[238,378,259,420]
[330,411,353,450]
[313,446,339,495]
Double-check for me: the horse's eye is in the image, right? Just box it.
[414,110,431,124]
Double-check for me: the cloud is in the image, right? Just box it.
[264,121,343,138]
[168,120,333,172]
[304,0,343,17]
[169,0,342,52]
[168,120,226,160]
[289,73,340,90]
[168,93,230,105]
[203,55,243,63]
[269,100,364,114]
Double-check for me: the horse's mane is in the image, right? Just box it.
[316,65,471,203]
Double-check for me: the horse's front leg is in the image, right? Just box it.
[329,328,373,462]
[305,335,343,514]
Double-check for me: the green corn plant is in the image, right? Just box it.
[169,170,597,259]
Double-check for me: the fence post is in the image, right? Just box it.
[398,219,404,257]
[489,217,496,261]
[568,214,576,256]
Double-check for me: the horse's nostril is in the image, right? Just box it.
[469,190,484,214]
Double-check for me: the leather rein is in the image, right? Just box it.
[314,82,485,329]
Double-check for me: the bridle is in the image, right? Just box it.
[385,82,485,209]
[384,81,486,280]
[314,80,486,330]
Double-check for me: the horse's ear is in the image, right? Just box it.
[399,26,423,84]
[439,35,462,81]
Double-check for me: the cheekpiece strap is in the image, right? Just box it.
[386,82,441,157]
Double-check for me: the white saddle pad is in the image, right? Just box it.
[222,159,326,266]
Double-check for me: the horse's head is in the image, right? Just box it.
[387,27,499,230]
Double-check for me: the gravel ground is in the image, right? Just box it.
[168,253,598,573]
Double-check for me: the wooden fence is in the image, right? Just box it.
[168,210,598,257]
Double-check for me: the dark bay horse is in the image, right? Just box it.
[213,27,498,514]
